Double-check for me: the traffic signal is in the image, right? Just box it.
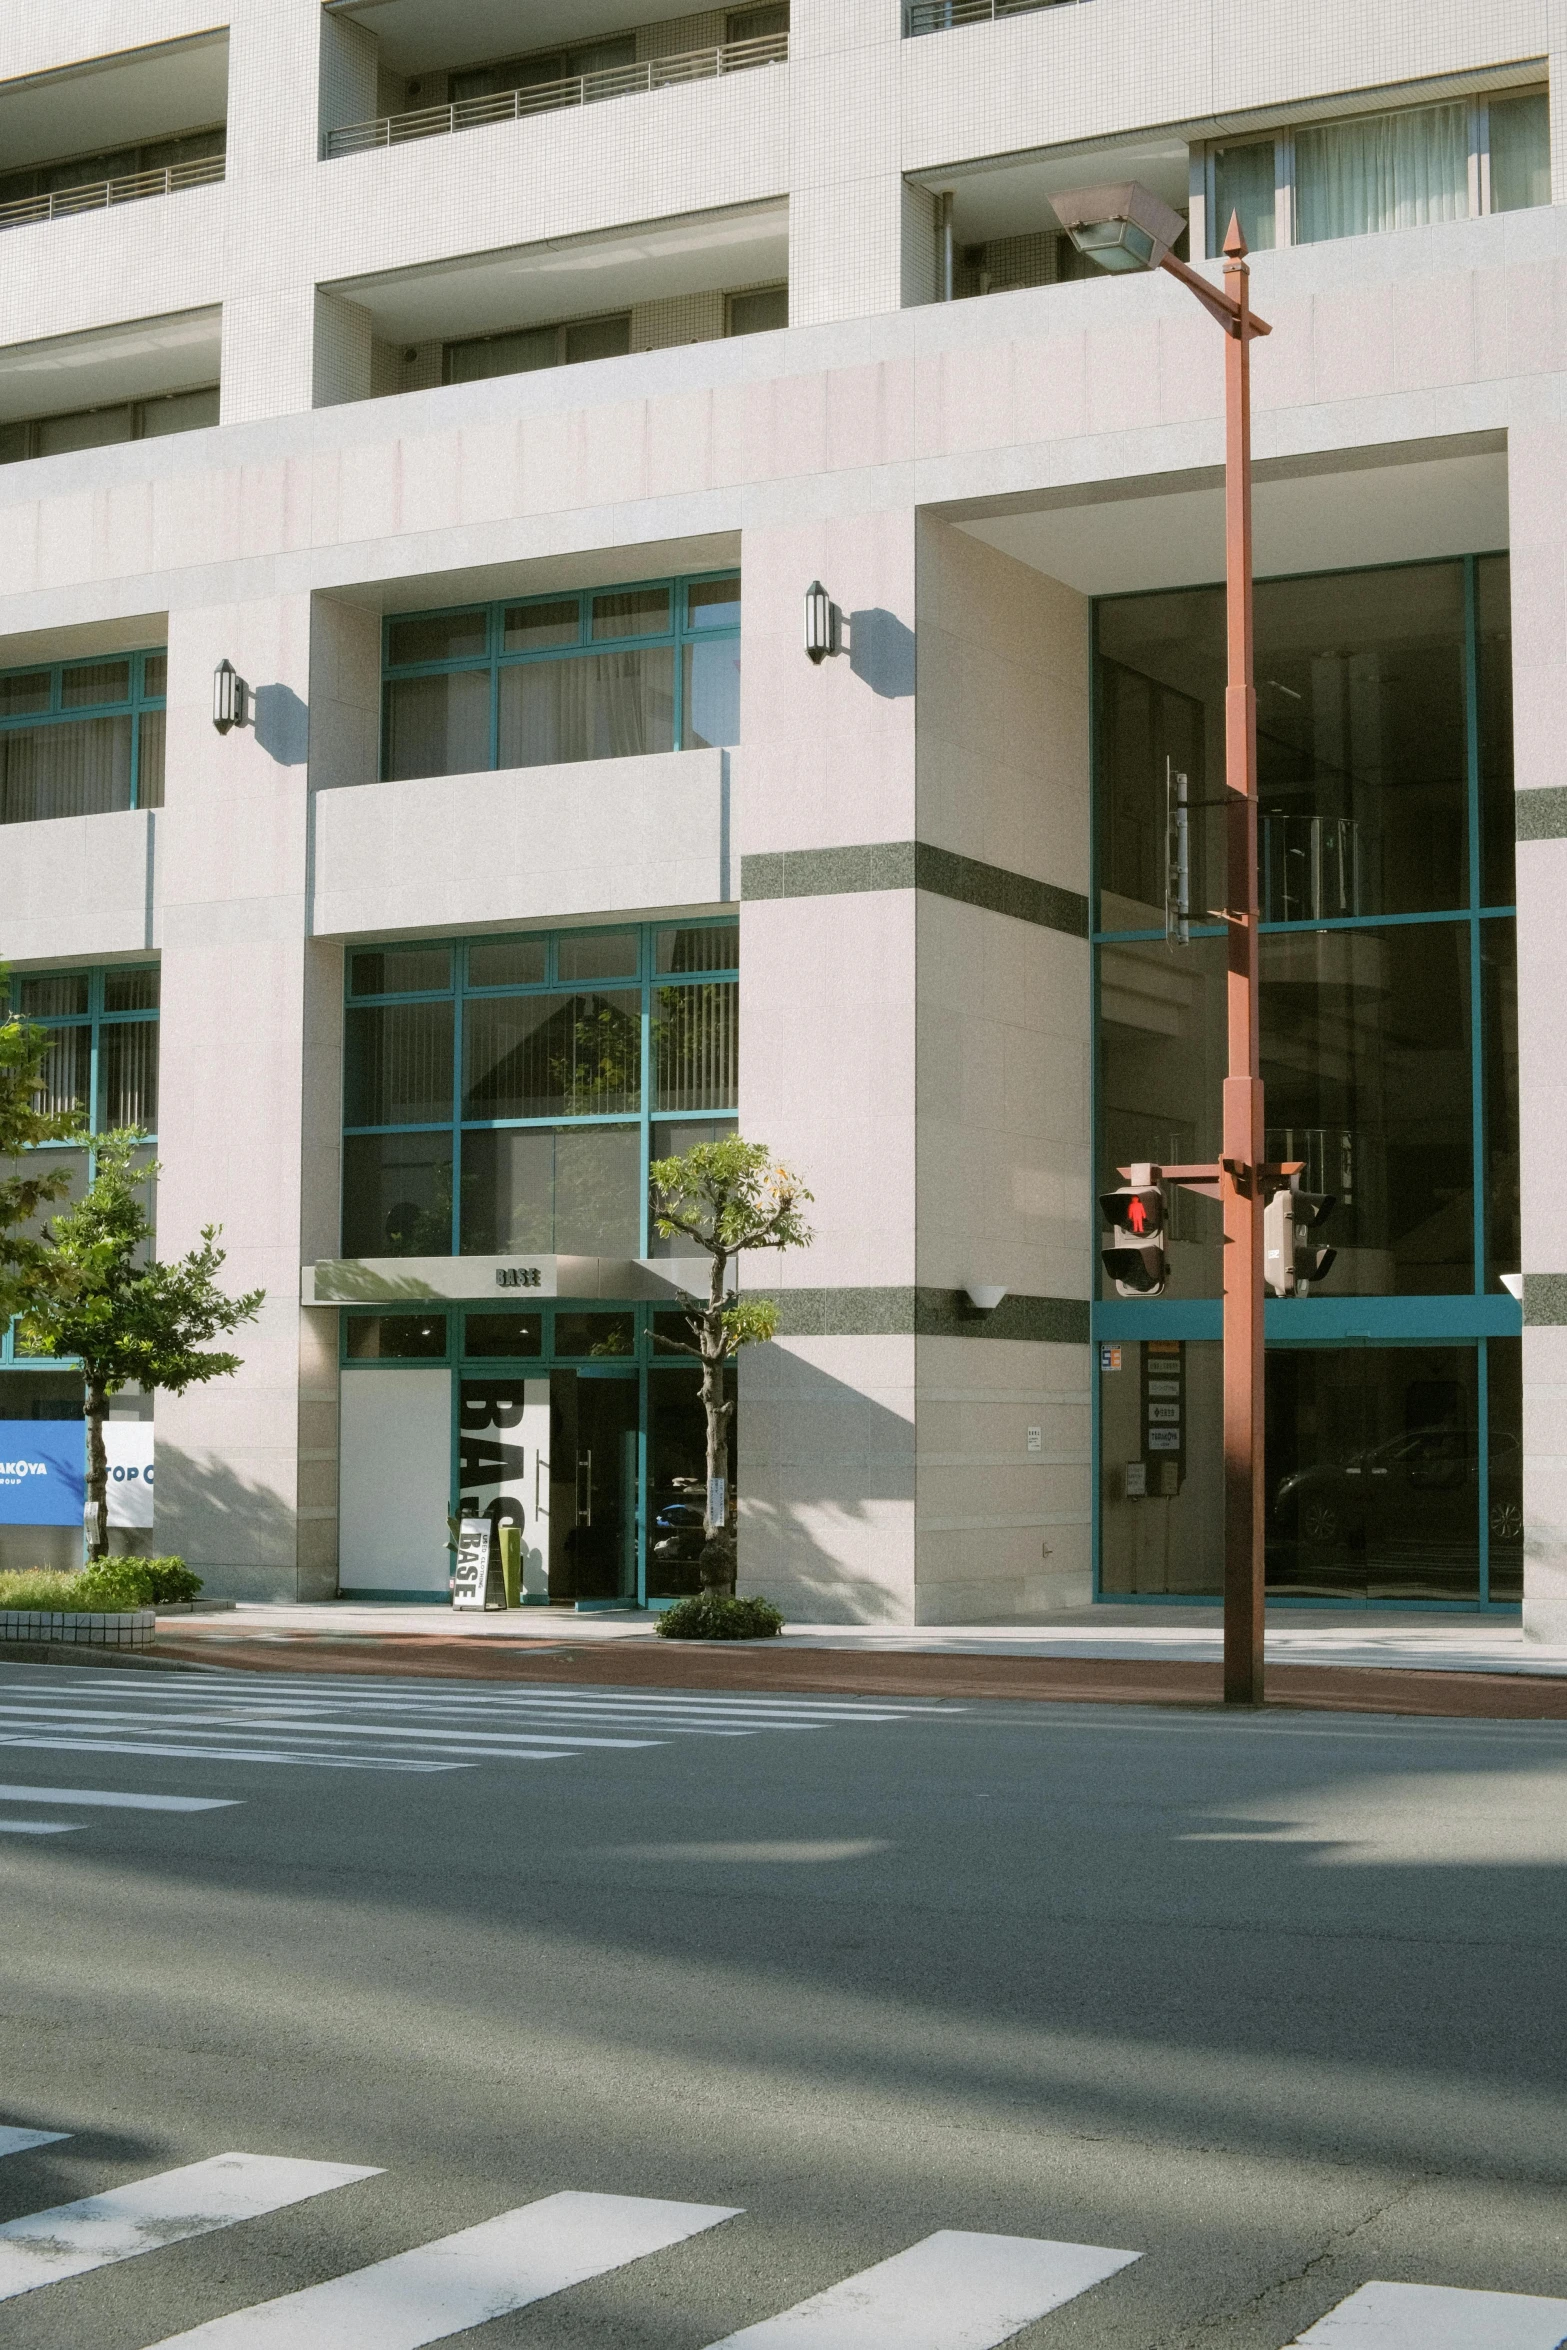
[1263,1175,1337,1298]
[1100,1178,1167,1296]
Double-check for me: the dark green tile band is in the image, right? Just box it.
[1524,1274,1567,1325]
[741,843,1089,940]
[760,1287,1090,1343]
[1516,789,1567,843]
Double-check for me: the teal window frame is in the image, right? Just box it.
[1089,550,1521,1611]
[0,961,160,1368]
[0,648,167,818]
[379,572,740,779]
[342,918,739,1259]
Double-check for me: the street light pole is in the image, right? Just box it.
[1162,219,1272,1704]
[1054,187,1272,1703]
[1215,221,1265,1707]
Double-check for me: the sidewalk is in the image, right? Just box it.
[135,1600,1567,1722]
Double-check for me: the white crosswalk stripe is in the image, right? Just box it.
[702,2229,1140,2350]
[140,2189,740,2348]
[0,1819,82,1834]
[0,1674,947,1781]
[0,2126,68,2158]
[0,1781,238,1812]
[0,2151,379,2301]
[1288,2280,1567,2347]
[0,2139,1553,2350]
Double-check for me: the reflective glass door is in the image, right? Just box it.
[548,1370,638,1604]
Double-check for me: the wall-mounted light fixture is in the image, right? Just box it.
[804,580,843,664]
[963,1283,1007,1312]
[212,658,251,735]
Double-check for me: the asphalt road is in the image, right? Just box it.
[0,1662,1564,2349]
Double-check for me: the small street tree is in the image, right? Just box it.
[21,1131,265,1560]
[0,970,84,1326]
[648,1137,813,1585]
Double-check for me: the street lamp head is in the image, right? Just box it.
[1051,181,1188,275]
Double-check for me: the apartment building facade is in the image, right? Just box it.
[0,0,1561,1633]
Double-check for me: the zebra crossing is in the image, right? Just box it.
[0,2129,1560,2347]
[0,1670,948,1784]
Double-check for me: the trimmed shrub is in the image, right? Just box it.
[80,1556,202,1608]
[656,1592,784,1641]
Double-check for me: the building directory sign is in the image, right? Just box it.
[0,1422,87,1527]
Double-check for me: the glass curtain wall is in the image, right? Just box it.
[1093,555,1519,1606]
[342,921,739,1261]
[381,574,740,783]
[0,652,167,824]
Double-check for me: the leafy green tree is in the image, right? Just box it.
[648,1138,813,1582]
[0,971,85,1326]
[21,1131,265,1560]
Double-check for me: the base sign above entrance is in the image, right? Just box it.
[305,1258,559,1304]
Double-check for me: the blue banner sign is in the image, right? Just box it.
[0,1421,86,1527]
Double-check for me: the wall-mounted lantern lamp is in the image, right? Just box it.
[212,658,251,735]
[963,1283,1008,1312]
[804,580,843,664]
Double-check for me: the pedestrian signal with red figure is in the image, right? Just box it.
[1099,1165,1168,1297]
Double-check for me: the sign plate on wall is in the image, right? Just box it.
[0,1422,85,1528]
[304,1258,559,1304]
[105,1423,154,1530]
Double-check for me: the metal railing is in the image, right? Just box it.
[906,0,1089,32]
[325,32,788,159]
[0,153,225,233]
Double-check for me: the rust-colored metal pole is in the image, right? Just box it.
[1219,219,1264,1706]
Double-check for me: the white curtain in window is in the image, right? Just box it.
[0,715,133,824]
[1296,104,1470,245]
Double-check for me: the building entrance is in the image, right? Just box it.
[338,1303,731,1604]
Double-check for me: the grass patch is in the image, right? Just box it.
[0,1557,202,1612]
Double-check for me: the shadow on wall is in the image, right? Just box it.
[254,683,310,766]
[153,1445,300,1600]
[738,1343,915,1623]
[849,609,915,700]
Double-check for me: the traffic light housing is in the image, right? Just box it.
[1263,1175,1337,1298]
[1100,1177,1168,1297]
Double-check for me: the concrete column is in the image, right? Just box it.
[787,0,908,326]
[1508,420,1567,1640]
[220,0,335,424]
[737,510,919,1619]
[912,521,1093,1621]
[152,593,314,1598]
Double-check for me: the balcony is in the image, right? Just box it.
[324,30,787,158]
[0,151,224,235]
[905,0,1087,32]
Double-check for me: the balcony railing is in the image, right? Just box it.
[0,153,225,233]
[325,31,788,158]
[906,0,1088,31]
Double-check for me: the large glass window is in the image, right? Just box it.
[0,964,160,1365]
[1100,1336,1520,1605]
[1094,553,1519,1607]
[0,650,166,824]
[381,574,739,782]
[342,922,738,1258]
[1205,92,1549,255]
